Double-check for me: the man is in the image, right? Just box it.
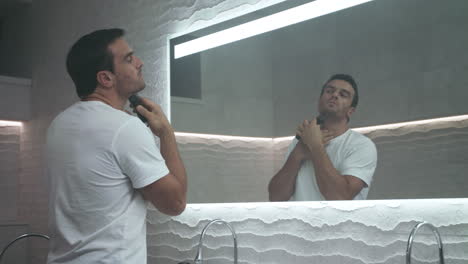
[268,74,377,201]
[46,28,187,263]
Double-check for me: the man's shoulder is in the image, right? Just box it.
[49,101,141,134]
[347,130,377,150]
[349,129,374,142]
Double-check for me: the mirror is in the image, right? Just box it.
[170,0,468,203]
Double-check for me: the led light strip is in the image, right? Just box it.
[187,197,468,208]
[0,120,23,127]
[175,131,272,142]
[174,0,375,59]
[353,114,468,134]
[176,114,468,141]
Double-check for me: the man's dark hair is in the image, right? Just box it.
[66,28,125,99]
[320,73,359,108]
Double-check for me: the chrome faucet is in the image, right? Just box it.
[0,233,50,262]
[406,222,444,264]
[193,219,238,264]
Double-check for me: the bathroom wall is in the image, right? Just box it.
[172,33,274,137]
[367,119,468,199]
[0,76,31,121]
[177,134,275,203]
[0,123,21,222]
[0,3,32,78]
[148,199,468,264]
[0,224,29,264]
[271,0,468,135]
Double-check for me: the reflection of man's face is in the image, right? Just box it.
[108,38,145,97]
[318,79,355,120]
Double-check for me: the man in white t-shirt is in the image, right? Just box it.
[46,28,187,263]
[268,74,377,201]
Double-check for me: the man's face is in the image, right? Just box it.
[108,38,145,97]
[318,79,355,121]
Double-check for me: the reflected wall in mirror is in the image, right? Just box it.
[170,0,468,203]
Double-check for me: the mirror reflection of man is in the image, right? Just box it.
[268,74,377,201]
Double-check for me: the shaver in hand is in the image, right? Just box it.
[128,94,148,124]
[295,116,324,140]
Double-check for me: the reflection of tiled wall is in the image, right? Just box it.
[0,124,26,263]
[0,124,20,222]
[177,117,468,203]
[148,199,468,264]
[177,135,274,203]
[368,120,468,199]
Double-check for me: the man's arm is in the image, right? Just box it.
[298,119,366,200]
[307,143,365,200]
[269,121,337,201]
[268,143,305,201]
[136,98,187,216]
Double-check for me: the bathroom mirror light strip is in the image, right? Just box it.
[186,197,468,208]
[175,114,468,141]
[0,120,23,127]
[174,0,375,59]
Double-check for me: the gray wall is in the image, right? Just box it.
[172,33,275,137]
[0,3,32,78]
[272,0,468,136]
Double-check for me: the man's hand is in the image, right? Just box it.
[296,118,334,151]
[133,97,172,137]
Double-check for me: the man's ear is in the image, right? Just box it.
[96,70,114,88]
[347,107,356,120]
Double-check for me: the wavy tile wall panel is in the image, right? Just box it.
[369,123,468,199]
[147,199,468,264]
[0,125,20,222]
[177,116,468,202]
[176,135,274,203]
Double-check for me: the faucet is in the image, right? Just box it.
[406,222,444,264]
[193,219,238,264]
[0,233,50,262]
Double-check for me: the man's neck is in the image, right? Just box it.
[320,116,349,137]
[81,89,126,110]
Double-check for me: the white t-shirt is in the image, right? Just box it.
[289,129,377,201]
[46,101,169,264]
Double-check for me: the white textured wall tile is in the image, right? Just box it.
[176,135,273,203]
[148,199,468,264]
[0,125,20,222]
